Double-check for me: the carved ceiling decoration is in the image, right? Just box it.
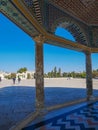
[45,4,89,46]
[92,27,98,47]
[23,0,43,25]
[0,0,39,37]
[49,0,98,25]
[24,0,33,7]
[67,24,87,45]
[52,20,88,46]
[80,0,96,7]
[0,0,98,51]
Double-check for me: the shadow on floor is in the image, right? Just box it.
[0,86,98,130]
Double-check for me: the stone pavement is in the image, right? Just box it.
[0,78,98,130]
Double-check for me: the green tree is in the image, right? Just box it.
[51,70,54,78]
[92,70,98,78]
[44,73,48,78]
[54,66,57,77]
[62,72,67,77]
[11,73,16,79]
[17,67,27,73]
[4,75,11,79]
[47,72,51,78]
[80,71,86,78]
[58,68,62,77]
[71,71,76,78]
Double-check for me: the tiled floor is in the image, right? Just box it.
[23,101,98,130]
[0,78,98,130]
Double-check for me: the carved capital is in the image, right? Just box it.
[33,34,46,44]
[84,50,91,55]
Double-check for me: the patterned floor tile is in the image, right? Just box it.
[23,101,98,130]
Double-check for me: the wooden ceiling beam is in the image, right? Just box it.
[46,33,91,52]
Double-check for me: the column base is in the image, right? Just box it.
[36,107,48,116]
[87,95,95,101]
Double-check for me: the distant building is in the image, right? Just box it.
[0,71,11,80]
[0,70,35,80]
[16,71,35,80]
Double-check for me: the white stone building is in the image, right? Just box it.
[0,71,11,80]
[16,71,35,80]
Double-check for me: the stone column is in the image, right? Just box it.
[34,35,46,110]
[85,51,93,100]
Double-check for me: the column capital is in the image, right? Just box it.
[33,34,46,44]
[84,51,91,55]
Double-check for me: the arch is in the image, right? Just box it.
[51,17,88,46]
[55,27,75,42]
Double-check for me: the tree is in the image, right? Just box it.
[17,67,27,73]
[58,68,62,77]
[92,70,98,78]
[62,72,67,77]
[80,71,86,78]
[71,71,76,78]
[4,75,11,79]
[54,66,57,77]
[51,70,54,78]
[11,73,16,79]
[47,72,51,78]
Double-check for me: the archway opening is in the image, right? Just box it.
[55,27,75,42]
[52,20,87,45]
[0,13,36,130]
[92,53,98,97]
[44,27,86,107]
[0,13,35,73]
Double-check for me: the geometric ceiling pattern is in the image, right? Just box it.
[22,0,98,48]
[0,0,98,50]
[81,0,96,7]
[49,0,98,25]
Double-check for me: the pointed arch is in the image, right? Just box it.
[51,17,88,46]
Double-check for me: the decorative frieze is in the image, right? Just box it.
[92,27,98,47]
[23,0,43,24]
[0,0,39,37]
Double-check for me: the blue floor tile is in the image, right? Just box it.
[23,101,98,130]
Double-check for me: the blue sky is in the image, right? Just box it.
[0,13,98,73]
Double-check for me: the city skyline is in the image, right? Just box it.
[0,13,98,73]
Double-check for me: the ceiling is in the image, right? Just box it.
[49,0,98,26]
[0,0,98,52]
